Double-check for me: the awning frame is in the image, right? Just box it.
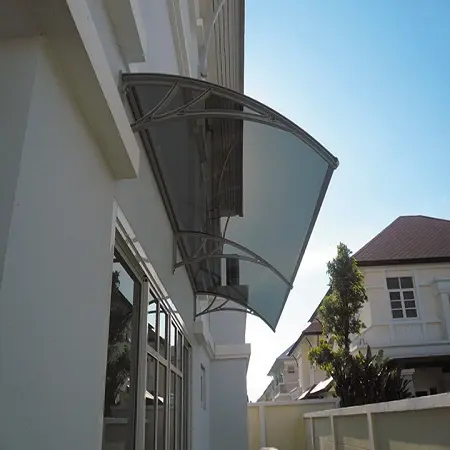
[122,73,338,168]
[121,72,338,330]
[172,231,293,287]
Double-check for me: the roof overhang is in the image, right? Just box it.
[121,73,338,330]
[357,257,450,267]
[310,377,333,395]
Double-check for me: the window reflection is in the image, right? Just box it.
[170,373,176,450]
[157,365,167,450]
[148,298,157,349]
[170,324,176,366]
[176,331,182,369]
[103,244,191,450]
[145,355,157,449]
[103,250,139,450]
[159,308,167,358]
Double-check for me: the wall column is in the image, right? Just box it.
[0,38,40,287]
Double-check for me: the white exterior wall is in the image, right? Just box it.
[209,310,247,345]
[354,264,450,359]
[210,358,249,450]
[0,40,115,450]
[0,1,248,450]
[191,345,211,450]
[0,39,38,288]
[292,337,327,396]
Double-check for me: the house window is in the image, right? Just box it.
[102,247,141,449]
[200,365,206,409]
[226,258,240,286]
[287,365,295,374]
[386,277,418,319]
[146,290,190,450]
[103,233,191,450]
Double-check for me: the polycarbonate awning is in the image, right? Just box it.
[121,73,338,331]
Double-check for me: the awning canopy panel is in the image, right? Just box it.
[121,73,338,330]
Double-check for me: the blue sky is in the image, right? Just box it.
[244,0,450,400]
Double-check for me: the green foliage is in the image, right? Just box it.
[320,243,367,353]
[309,243,411,407]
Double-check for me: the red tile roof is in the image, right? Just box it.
[302,320,322,335]
[354,215,450,265]
[288,319,322,356]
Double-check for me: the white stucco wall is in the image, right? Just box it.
[210,358,249,450]
[0,39,38,288]
[191,344,211,450]
[130,0,181,75]
[209,310,247,345]
[0,40,115,450]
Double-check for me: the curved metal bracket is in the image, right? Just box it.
[173,231,293,288]
[132,109,293,135]
[121,73,339,168]
[195,290,275,331]
[174,252,292,288]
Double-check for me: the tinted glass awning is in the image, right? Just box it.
[121,73,338,331]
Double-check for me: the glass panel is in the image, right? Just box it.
[103,250,139,450]
[400,277,414,289]
[406,309,418,318]
[389,291,401,301]
[148,297,158,349]
[404,300,416,309]
[392,309,404,319]
[390,301,402,309]
[403,290,415,300]
[127,74,339,330]
[386,278,400,290]
[170,373,176,450]
[145,120,332,329]
[176,331,183,369]
[176,376,182,450]
[159,307,168,358]
[157,365,167,450]
[145,355,157,450]
[170,323,177,367]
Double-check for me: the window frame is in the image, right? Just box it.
[104,235,145,450]
[104,216,192,450]
[386,276,419,320]
[144,294,189,450]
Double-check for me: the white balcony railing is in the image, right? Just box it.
[350,320,450,358]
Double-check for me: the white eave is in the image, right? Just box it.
[26,0,141,179]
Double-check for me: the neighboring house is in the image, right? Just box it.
[306,215,450,398]
[258,345,299,401]
[288,320,331,399]
[0,1,337,449]
[350,215,450,396]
